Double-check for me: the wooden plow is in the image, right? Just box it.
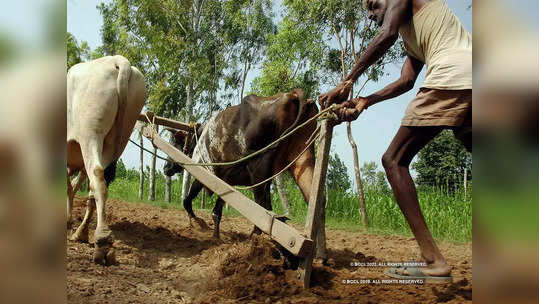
[136,111,334,288]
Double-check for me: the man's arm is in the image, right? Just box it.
[319,0,412,108]
[364,55,424,107]
[346,0,411,83]
[336,55,423,122]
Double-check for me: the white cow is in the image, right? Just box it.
[67,55,146,264]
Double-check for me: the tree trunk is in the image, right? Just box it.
[239,59,251,104]
[181,83,193,202]
[138,133,144,200]
[148,125,158,201]
[347,122,368,227]
[275,174,290,216]
[165,133,173,203]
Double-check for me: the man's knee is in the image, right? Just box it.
[382,152,396,171]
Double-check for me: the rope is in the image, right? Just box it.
[235,124,320,190]
[128,138,170,162]
[166,104,337,167]
[143,112,157,141]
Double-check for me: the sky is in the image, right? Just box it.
[66,0,472,187]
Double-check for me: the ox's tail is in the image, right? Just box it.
[113,55,132,160]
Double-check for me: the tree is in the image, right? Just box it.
[327,153,352,192]
[375,170,390,194]
[219,0,275,103]
[360,161,378,186]
[148,125,159,201]
[138,132,144,200]
[66,32,90,69]
[96,1,275,202]
[116,158,128,179]
[412,130,472,191]
[250,15,324,97]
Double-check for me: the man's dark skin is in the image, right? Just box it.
[319,0,471,278]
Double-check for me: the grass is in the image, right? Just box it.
[81,174,472,243]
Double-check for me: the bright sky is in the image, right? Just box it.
[67,0,472,187]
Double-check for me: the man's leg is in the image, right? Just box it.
[382,125,451,277]
[452,111,472,152]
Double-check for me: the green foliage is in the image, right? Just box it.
[272,175,470,242]
[412,130,472,190]
[250,15,324,97]
[360,161,378,185]
[97,0,275,121]
[327,153,351,192]
[66,32,90,69]
[360,161,390,194]
[375,170,391,194]
[282,0,406,93]
[103,175,471,243]
[116,159,140,181]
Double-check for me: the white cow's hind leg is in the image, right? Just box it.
[81,140,114,265]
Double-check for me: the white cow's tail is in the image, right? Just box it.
[181,169,191,203]
[113,55,132,159]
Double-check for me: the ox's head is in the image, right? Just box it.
[163,124,203,177]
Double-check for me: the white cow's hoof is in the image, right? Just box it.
[70,228,89,243]
[105,248,117,266]
[93,244,116,266]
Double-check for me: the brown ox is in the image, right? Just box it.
[164,89,327,259]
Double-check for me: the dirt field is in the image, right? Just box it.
[67,196,472,303]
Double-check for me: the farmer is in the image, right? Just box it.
[319,0,471,283]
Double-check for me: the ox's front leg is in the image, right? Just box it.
[249,183,272,237]
[290,154,327,261]
[183,179,209,230]
[212,198,225,239]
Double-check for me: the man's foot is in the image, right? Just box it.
[385,262,452,284]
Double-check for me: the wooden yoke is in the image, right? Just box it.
[298,118,334,288]
[138,111,197,133]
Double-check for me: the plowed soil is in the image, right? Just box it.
[67,196,472,303]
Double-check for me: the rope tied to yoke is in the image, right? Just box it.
[144,112,157,142]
